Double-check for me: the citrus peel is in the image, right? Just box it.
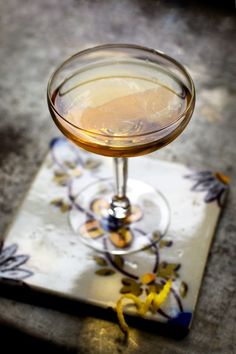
[116,279,172,335]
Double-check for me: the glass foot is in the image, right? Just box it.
[69,179,170,254]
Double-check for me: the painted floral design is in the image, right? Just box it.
[79,198,143,248]
[185,170,229,207]
[49,137,102,187]
[49,137,193,328]
[93,241,188,322]
[0,243,33,280]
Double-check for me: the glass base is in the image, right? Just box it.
[69,178,170,255]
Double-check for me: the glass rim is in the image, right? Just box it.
[47,43,195,139]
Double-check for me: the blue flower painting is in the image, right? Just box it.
[0,243,33,280]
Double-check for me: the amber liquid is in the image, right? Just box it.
[51,60,192,157]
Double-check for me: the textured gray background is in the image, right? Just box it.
[0,0,235,353]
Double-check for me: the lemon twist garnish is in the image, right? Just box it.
[116,279,172,335]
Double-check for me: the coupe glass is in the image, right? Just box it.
[47,44,195,254]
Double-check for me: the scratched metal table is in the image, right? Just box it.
[0,1,235,353]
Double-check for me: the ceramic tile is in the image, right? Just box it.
[0,137,229,333]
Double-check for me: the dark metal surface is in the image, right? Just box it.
[0,1,235,353]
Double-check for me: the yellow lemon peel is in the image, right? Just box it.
[116,279,172,335]
[152,279,172,312]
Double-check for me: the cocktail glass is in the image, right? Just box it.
[47,44,195,254]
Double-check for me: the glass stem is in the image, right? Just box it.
[109,157,131,219]
[114,157,128,198]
